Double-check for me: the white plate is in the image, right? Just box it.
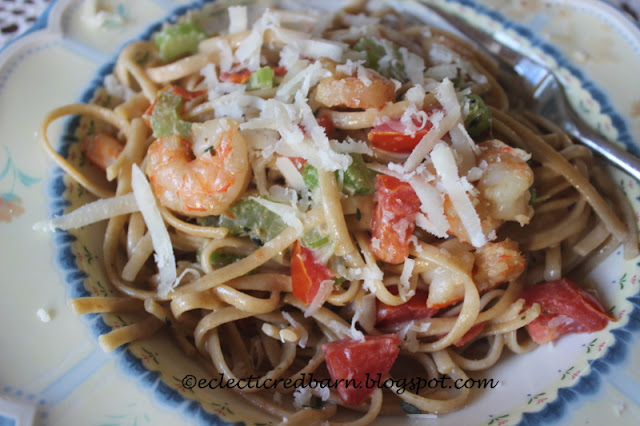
[1,0,639,425]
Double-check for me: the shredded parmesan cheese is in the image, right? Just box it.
[304,279,334,318]
[131,164,177,297]
[405,85,426,106]
[399,258,415,298]
[104,74,133,101]
[235,9,280,71]
[200,63,219,91]
[293,386,313,409]
[275,157,307,191]
[211,92,265,121]
[227,6,248,34]
[431,143,486,247]
[337,262,384,295]
[330,137,373,155]
[276,60,330,103]
[293,384,330,409]
[291,39,345,62]
[408,177,449,239]
[33,193,139,232]
[242,97,351,171]
[449,122,479,175]
[404,79,461,171]
[400,103,429,135]
[36,308,52,323]
[214,39,234,73]
[399,47,425,85]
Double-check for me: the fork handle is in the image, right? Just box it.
[566,109,640,182]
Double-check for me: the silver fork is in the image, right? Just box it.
[398,0,640,181]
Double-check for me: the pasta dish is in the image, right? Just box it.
[36,0,639,423]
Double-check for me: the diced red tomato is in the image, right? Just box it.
[271,66,287,77]
[522,278,614,344]
[290,240,334,305]
[376,287,438,326]
[316,114,337,139]
[453,321,486,347]
[322,334,401,405]
[143,85,207,123]
[219,67,252,84]
[168,85,208,101]
[300,114,336,139]
[370,175,421,264]
[287,156,307,169]
[368,116,433,153]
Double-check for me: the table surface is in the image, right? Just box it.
[0,0,639,50]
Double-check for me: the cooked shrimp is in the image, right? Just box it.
[82,133,124,170]
[423,238,474,309]
[145,118,251,216]
[425,238,526,309]
[444,139,534,243]
[443,194,502,245]
[476,139,534,225]
[473,239,526,292]
[314,66,396,110]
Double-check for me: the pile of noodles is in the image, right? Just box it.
[37,0,638,424]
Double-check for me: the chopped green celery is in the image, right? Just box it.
[302,163,319,190]
[463,94,491,139]
[154,21,207,62]
[150,89,192,138]
[342,154,376,196]
[218,198,288,245]
[302,154,376,196]
[209,250,244,268]
[353,37,407,82]
[301,228,330,249]
[247,66,274,90]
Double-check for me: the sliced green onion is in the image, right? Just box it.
[301,228,330,249]
[529,187,548,205]
[463,94,491,139]
[342,154,376,196]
